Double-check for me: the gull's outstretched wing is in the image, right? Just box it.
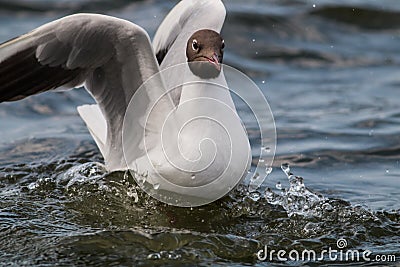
[0,13,173,170]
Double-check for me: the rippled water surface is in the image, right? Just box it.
[0,0,399,266]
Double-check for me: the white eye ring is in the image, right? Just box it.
[192,39,199,51]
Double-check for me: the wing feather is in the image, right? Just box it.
[0,13,174,170]
[0,46,82,101]
[0,2,227,170]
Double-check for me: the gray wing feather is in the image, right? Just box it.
[0,13,173,170]
[0,14,155,102]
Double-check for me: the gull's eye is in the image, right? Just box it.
[221,39,225,49]
[192,39,199,51]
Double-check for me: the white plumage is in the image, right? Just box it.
[0,0,251,201]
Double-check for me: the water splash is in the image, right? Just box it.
[59,161,326,219]
[62,162,107,190]
[248,163,273,192]
[1,155,398,267]
[147,251,182,261]
[263,163,327,217]
[248,191,261,201]
[275,181,282,190]
[153,183,160,190]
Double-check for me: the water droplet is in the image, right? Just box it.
[281,163,291,176]
[288,174,298,185]
[89,168,96,175]
[123,170,129,180]
[262,80,265,84]
[369,130,374,136]
[265,188,273,199]
[313,4,316,8]
[191,174,196,180]
[275,181,282,190]
[385,169,390,174]
[322,202,334,212]
[262,146,271,153]
[264,188,279,204]
[249,191,261,201]
[252,172,260,180]
[153,183,160,190]
[127,188,139,202]
[28,182,39,190]
[147,253,161,260]
[168,253,181,260]
[252,38,256,42]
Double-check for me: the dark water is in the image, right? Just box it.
[0,0,399,266]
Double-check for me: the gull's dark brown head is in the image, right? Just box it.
[186,29,225,78]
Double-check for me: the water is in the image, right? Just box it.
[0,0,399,265]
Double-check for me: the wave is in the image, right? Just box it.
[0,159,398,265]
[311,6,400,30]
[0,0,143,14]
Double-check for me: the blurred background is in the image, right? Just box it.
[0,0,399,265]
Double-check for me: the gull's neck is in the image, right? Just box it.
[179,67,237,112]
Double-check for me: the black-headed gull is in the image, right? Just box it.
[0,0,252,202]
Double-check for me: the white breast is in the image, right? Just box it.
[129,65,251,199]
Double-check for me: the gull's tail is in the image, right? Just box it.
[77,104,107,159]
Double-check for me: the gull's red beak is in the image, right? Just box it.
[207,53,221,71]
